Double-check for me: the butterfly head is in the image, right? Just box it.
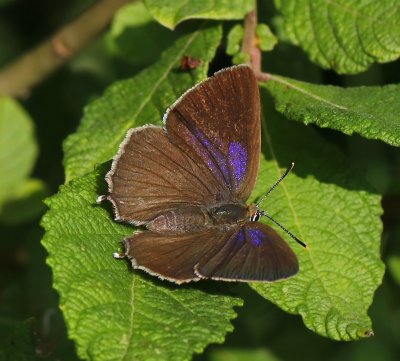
[248,204,261,222]
[246,161,307,248]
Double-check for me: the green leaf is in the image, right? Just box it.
[264,75,400,147]
[41,165,242,361]
[53,89,384,352]
[144,0,253,29]
[249,91,384,340]
[333,281,400,360]
[0,96,38,210]
[226,24,244,56]
[0,179,47,224]
[387,256,400,285]
[275,0,400,74]
[225,23,248,64]
[64,24,222,181]
[256,24,277,52]
[0,319,41,361]
[107,2,180,66]
[232,52,250,65]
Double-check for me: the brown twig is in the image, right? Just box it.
[0,0,133,98]
[241,3,262,74]
[241,3,273,83]
[255,71,271,82]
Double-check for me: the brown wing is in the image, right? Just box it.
[124,221,298,283]
[195,222,299,282]
[123,229,221,284]
[164,65,261,202]
[106,125,229,225]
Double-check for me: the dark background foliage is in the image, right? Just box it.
[0,0,399,360]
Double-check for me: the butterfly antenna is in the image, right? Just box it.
[256,162,295,207]
[260,211,307,248]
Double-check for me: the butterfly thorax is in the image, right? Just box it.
[207,203,250,226]
[147,203,252,234]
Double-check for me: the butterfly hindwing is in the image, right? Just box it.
[125,221,299,283]
[124,229,222,283]
[195,222,299,282]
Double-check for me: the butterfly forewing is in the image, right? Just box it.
[165,65,260,202]
[106,125,227,224]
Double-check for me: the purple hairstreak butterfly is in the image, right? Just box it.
[99,65,306,284]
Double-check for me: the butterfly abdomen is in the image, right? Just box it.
[147,206,211,233]
[147,203,249,233]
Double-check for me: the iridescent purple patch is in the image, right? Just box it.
[191,126,230,185]
[228,142,247,188]
[233,228,246,245]
[248,229,265,247]
[189,126,248,193]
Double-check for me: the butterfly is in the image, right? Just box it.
[100,65,304,284]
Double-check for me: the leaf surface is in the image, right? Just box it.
[107,2,180,65]
[41,166,242,361]
[265,75,400,147]
[144,0,253,29]
[249,91,384,340]
[387,256,400,285]
[0,178,47,224]
[275,0,400,73]
[47,92,384,349]
[64,24,222,181]
[0,96,39,217]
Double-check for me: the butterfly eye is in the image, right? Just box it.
[250,212,261,222]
